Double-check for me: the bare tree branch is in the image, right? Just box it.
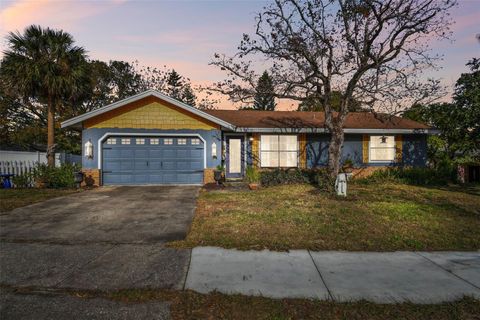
[209,0,456,176]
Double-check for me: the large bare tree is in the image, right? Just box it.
[210,0,456,177]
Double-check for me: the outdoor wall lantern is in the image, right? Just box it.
[84,139,93,159]
[211,142,217,159]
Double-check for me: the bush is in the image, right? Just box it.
[33,163,80,189]
[259,168,337,193]
[313,169,336,193]
[245,166,260,184]
[260,168,315,187]
[360,166,457,186]
[12,172,34,188]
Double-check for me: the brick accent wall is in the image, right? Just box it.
[351,166,387,179]
[82,169,101,187]
[203,168,215,184]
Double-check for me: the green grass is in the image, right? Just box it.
[0,188,81,212]
[171,182,480,251]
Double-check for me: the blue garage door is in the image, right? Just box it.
[102,136,204,185]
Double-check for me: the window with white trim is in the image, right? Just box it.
[150,138,159,145]
[369,135,395,162]
[106,138,116,145]
[136,138,145,145]
[178,138,187,145]
[164,138,173,145]
[191,138,200,145]
[260,135,298,168]
[121,138,130,145]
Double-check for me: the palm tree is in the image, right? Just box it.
[0,25,87,166]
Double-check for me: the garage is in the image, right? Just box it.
[102,135,204,185]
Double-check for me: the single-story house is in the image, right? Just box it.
[61,90,436,186]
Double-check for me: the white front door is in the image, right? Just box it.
[229,138,241,174]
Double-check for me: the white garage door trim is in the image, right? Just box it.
[97,132,207,170]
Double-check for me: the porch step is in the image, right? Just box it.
[223,180,248,189]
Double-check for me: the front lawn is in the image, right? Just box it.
[0,188,80,212]
[172,183,480,251]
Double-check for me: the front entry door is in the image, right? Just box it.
[226,136,244,179]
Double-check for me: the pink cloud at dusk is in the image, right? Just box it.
[0,0,478,110]
[0,0,127,35]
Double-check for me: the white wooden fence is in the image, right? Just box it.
[0,150,82,175]
[0,160,39,176]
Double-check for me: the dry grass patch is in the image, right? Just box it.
[0,188,81,212]
[4,286,479,320]
[171,183,480,251]
[111,289,480,320]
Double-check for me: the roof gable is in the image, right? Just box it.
[84,96,219,130]
[61,90,234,129]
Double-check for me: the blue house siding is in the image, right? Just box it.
[306,134,363,167]
[402,134,427,166]
[306,133,427,168]
[306,134,329,167]
[81,127,222,170]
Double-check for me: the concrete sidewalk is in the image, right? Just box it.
[185,247,480,304]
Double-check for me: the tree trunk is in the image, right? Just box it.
[327,123,345,179]
[47,95,55,167]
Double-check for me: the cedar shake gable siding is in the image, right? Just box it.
[85,96,220,130]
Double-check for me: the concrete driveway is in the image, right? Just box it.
[0,186,199,244]
[0,186,199,319]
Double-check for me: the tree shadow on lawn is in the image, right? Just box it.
[427,183,480,196]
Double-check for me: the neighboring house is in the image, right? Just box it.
[61,90,436,186]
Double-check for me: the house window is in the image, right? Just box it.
[150,138,159,145]
[260,135,298,167]
[121,138,130,145]
[136,138,145,145]
[369,135,395,162]
[191,138,200,145]
[178,138,187,145]
[106,138,116,145]
[164,138,173,145]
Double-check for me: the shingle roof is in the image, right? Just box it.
[204,110,430,130]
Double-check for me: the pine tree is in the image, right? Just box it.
[182,84,196,106]
[253,71,276,110]
[166,69,184,100]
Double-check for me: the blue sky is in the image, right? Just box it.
[1,0,479,109]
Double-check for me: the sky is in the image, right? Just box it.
[0,0,479,110]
